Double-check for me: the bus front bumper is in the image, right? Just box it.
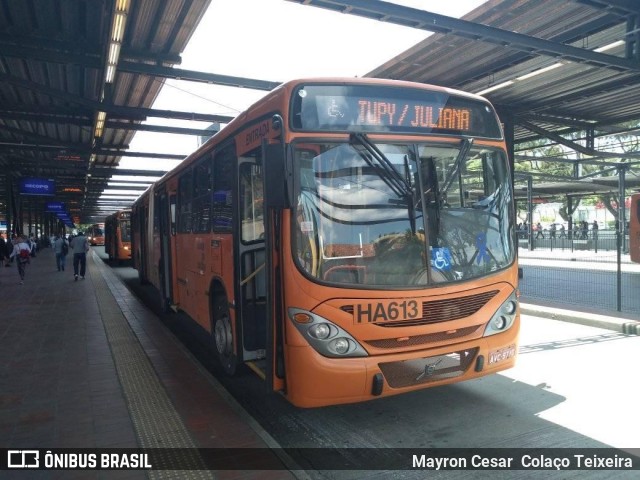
[284,323,519,408]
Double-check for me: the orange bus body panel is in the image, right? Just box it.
[105,210,132,261]
[87,223,105,246]
[630,193,640,263]
[130,77,519,407]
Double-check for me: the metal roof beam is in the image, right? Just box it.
[287,0,640,71]
[518,120,640,159]
[0,142,185,160]
[0,123,70,147]
[91,168,165,178]
[98,184,149,191]
[0,142,90,155]
[0,106,92,123]
[0,34,182,65]
[0,156,89,173]
[574,0,640,16]
[96,150,183,160]
[380,14,625,89]
[117,61,282,90]
[505,74,640,117]
[514,153,622,167]
[0,43,101,69]
[0,73,233,123]
[104,121,213,136]
[513,113,597,129]
[0,112,211,135]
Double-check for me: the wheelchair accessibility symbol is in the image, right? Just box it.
[431,247,451,271]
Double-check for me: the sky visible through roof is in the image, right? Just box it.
[107,0,486,200]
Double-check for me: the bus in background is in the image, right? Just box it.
[131,78,519,408]
[86,223,105,246]
[105,209,132,262]
[630,193,640,263]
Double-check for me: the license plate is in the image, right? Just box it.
[488,344,516,364]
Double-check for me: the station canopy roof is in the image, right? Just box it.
[2,0,640,223]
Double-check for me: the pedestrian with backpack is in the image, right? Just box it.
[53,234,70,272]
[9,234,32,284]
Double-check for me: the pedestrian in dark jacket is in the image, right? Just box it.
[70,231,90,281]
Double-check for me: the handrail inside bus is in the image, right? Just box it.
[240,263,266,286]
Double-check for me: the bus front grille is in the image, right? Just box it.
[378,347,478,388]
[365,324,483,349]
[341,290,498,327]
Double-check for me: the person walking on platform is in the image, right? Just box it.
[535,222,545,239]
[70,231,90,281]
[0,235,6,267]
[592,220,599,240]
[7,234,15,265]
[559,224,567,239]
[9,234,32,284]
[53,234,69,272]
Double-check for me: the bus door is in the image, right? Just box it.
[237,159,268,365]
[156,189,174,310]
[261,141,289,393]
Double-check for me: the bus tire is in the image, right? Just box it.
[213,297,237,375]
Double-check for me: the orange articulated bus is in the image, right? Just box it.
[630,193,640,263]
[131,78,519,408]
[86,223,105,246]
[105,210,132,262]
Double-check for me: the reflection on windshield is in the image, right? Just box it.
[120,220,131,242]
[293,141,514,288]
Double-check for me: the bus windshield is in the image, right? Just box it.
[293,140,515,287]
[120,219,131,242]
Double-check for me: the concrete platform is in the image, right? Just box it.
[1,247,637,478]
[0,248,298,479]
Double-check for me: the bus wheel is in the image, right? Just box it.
[213,300,237,375]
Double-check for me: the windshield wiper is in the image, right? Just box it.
[349,133,413,199]
[441,138,474,195]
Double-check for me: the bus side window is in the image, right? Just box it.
[170,196,177,236]
[239,161,264,243]
[213,145,235,232]
[193,158,213,233]
[178,169,193,233]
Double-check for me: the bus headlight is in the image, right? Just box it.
[288,307,368,358]
[308,323,332,340]
[483,292,518,337]
[502,300,517,315]
[492,316,508,330]
[330,338,351,355]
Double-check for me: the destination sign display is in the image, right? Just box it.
[291,84,502,139]
[19,177,55,196]
[45,201,65,212]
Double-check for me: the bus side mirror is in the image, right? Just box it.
[263,142,290,209]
